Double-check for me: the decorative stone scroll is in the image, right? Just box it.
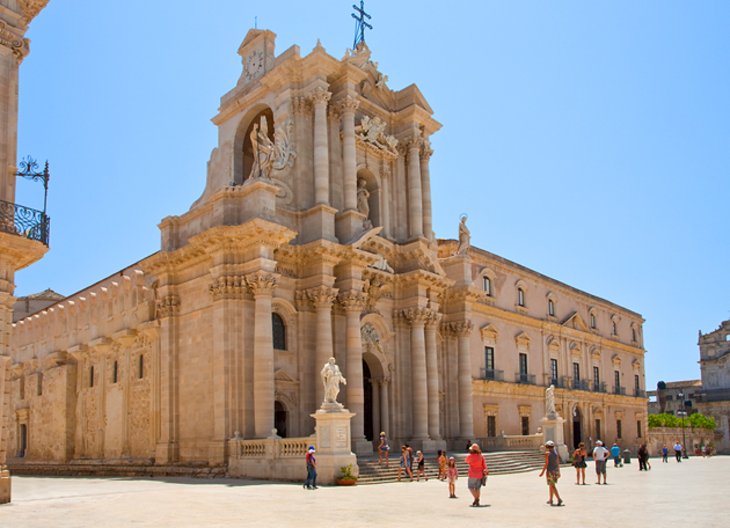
[355,115,398,156]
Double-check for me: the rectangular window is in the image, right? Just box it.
[518,288,525,307]
[548,299,555,316]
[593,366,600,386]
[617,419,622,439]
[595,419,601,440]
[634,374,640,393]
[573,362,580,382]
[113,361,119,384]
[483,276,491,295]
[519,353,528,379]
[637,420,642,438]
[37,373,43,396]
[19,377,25,400]
[550,359,558,384]
[485,347,494,371]
[90,366,95,388]
[487,416,496,437]
[521,416,529,435]
[138,355,144,379]
[614,370,621,392]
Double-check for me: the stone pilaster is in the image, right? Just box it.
[403,307,432,441]
[449,320,475,440]
[420,139,433,241]
[425,311,442,440]
[406,137,424,238]
[338,290,369,453]
[310,86,332,205]
[337,95,360,211]
[305,285,338,405]
[246,271,278,438]
[155,292,180,463]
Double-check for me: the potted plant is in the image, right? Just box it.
[336,464,358,486]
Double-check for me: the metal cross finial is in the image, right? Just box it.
[351,0,372,50]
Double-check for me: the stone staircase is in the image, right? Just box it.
[356,450,545,485]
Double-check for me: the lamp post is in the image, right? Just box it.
[677,390,689,459]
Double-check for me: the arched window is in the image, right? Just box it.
[548,299,555,317]
[517,288,525,307]
[590,312,597,329]
[482,276,492,296]
[272,313,286,350]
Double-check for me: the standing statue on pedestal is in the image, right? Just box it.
[456,214,470,255]
[546,384,556,419]
[320,357,347,405]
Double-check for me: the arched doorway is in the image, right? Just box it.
[572,406,582,448]
[363,360,373,441]
[274,401,288,438]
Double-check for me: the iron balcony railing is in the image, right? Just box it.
[592,381,607,393]
[613,385,626,395]
[515,372,536,385]
[0,199,50,246]
[480,368,504,381]
[634,389,646,398]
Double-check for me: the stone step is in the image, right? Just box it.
[9,463,227,479]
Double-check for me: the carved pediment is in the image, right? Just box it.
[562,312,590,332]
[274,369,297,384]
[515,331,531,348]
[480,323,498,342]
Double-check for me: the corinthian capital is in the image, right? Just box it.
[338,290,367,312]
[245,271,278,296]
[447,320,474,337]
[156,294,180,319]
[305,285,338,308]
[309,86,332,105]
[209,275,247,301]
[334,95,360,115]
[402,307,436,326]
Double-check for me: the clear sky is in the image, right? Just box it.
[14,1,729,392]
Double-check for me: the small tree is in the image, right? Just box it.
[648,412,716,430]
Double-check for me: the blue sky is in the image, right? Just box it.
[14,1,729,391]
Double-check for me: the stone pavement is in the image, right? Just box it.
[0,456,726,528]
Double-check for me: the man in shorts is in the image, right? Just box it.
[592,440,609,484]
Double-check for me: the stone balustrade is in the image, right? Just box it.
[481,433,544,451]
[227,435,314,481]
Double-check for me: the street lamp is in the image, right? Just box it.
[677,391,689,459]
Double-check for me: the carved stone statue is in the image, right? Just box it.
[320,357,347,405]
[247,116,297,180]
[357,178,370,217]
[546,384,556,418]
[456,214,470,255]
[355,115,398,155]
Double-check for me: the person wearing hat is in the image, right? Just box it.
[539,441,564,506]
[304,445,318,490]
[592,440,609,484]
[465,443,488,507]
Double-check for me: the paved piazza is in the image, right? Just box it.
[1,456,725,527]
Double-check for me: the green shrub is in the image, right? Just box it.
[648,412,716,430]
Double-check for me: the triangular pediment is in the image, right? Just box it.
[562,312,589,332]
[274,369,296,383]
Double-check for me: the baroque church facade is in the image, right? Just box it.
[6,30,648,471]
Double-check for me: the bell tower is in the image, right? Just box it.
[0,0,50,505]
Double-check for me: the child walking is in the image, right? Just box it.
[447,457,458,498]
[437,450,447,481]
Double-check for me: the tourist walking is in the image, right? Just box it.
[437,450,447,481]
[465,443,488,507]
[592,440,609,484]
[673,441,683,462]
[661,445,669,463]
[638,443,649,471]
[415,450,428,481]
[378,432,390,467]
[447,457,458,498]
[539,440,564,506]
[303,445,317,490]
[611,442,622,467]
[572,442,587,485]
[397,445,413,481]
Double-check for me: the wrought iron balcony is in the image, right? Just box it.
[480,368,504,381]
[515,372,536,385]
[592,381,607,393]
[634,389,646,398]
[613,385,626,395]
[0,199,50,246]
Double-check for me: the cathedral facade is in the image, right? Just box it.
[6,30,647,471]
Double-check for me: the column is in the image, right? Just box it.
[425,313,441,439]
[451,321,475,439]
[404,307,430,440]
[380,378,390,437]
[340,96,360,211]
[339,291,367,438]
[407,138,424,238]
[420,140,434,240]
[380,162,391,237]
[246,271,278,438]
[307,285,338,405]
[311,86,332,205]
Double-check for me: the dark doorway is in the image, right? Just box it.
[363,360,373,441]
[274,401,288,438]
[572,407,582,448]
[19,423,27,457]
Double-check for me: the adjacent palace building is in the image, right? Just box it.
[6,29,647,473]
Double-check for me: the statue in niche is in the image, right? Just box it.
[321,357,347,405]
[546,384,556,419]
[357,178,370,217]
[456,214,470,255]
[247,116,296,180]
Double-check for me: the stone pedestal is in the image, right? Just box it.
[311,404,358,485]
[335,209,369,244]
[237,179,279,223]
[541,415,569,461]
[0,468,10,504]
